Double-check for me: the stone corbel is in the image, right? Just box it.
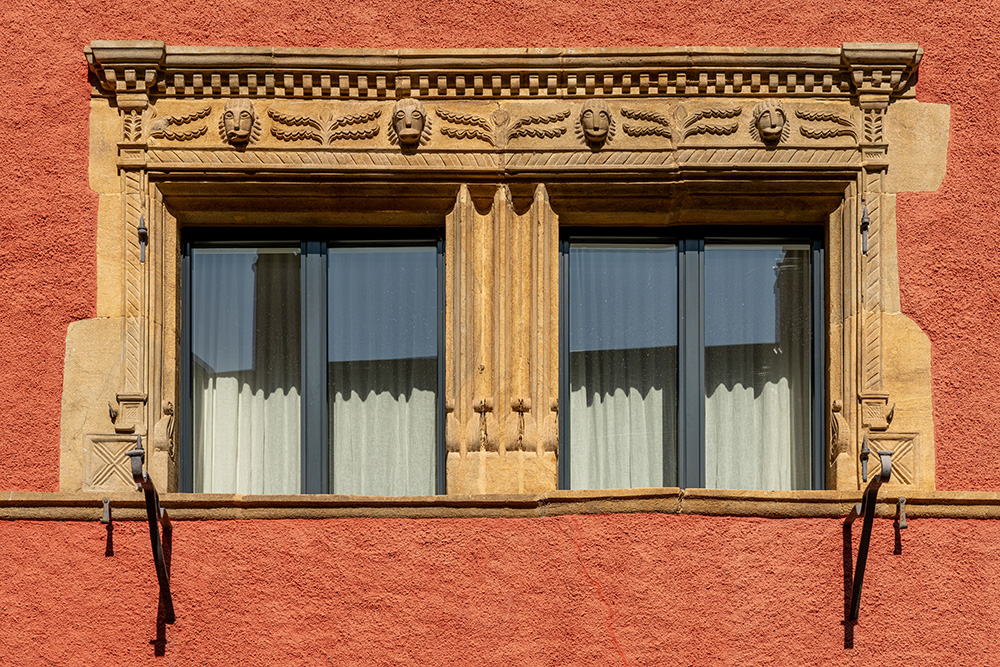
[860,391,894,431]
[85,40,165,96]
[841,42,922,101]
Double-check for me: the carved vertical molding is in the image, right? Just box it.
[843,42,920,442]
[858,100,892,433]
[494,186,519,457]
[116,101,150,434]
[528,185,560,457]
[861,168,883,394]
[445,185,498,462]
[496,185,559,459]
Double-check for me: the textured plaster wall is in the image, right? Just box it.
[2,514,1000,665]
[0,0,996,491]
[1,3,998,664]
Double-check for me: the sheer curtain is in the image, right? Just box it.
[328,247,437,496]
[191,248,301,494]
[704,245,812,490]
[568,245,678,489]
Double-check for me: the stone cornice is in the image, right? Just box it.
[87,41,922,102]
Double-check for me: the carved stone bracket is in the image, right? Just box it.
[842,42,922,105]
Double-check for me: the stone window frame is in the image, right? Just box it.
[63,41,942,498]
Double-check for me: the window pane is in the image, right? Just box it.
[328,246,437,496]
[704,244,812,491]
[190,247,301,493]
[569,244,678,489]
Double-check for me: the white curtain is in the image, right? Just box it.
[327,247,438,496]
[568,244,678,489]
[569,347,676,489]
[704,245,812,490]
[192,249,301,494]
[330,358,436,495]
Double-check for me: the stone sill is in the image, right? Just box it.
[2,489,1000,521]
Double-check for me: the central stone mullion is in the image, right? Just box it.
[445,184,559,494]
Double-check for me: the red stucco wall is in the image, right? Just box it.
[2,514,999,665]
[1,0,998,491]
[2,3,1000,662]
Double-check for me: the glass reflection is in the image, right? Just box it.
[190,247,301,494]
[568,244,679,489]
[704,244,812,491]
[327,246,438,496]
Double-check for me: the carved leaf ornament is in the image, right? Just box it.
[436,107,569,148]
[680,106,742,139]
[268,107,381,145]
[149,106,210,141]
[797,109,858,141]
[620,108,672,139]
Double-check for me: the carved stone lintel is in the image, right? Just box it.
[87,43,921,102]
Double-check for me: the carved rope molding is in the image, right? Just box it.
[86,42,927,492]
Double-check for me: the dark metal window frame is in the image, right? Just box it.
[558,225,825,490]
[180,227,446,495]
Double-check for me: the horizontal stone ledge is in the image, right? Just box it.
[86,43,917,76]
[2,489,999,521]
[87,42,920,101]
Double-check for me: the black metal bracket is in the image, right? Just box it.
[137,215,148,263]
[859,434,870,482]
[845,449,893,622]
[125,436,175,623]
[860,204,870,256]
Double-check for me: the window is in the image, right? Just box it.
[560,229,825,491]
[76,42,935,497]
[179,231,444,495]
